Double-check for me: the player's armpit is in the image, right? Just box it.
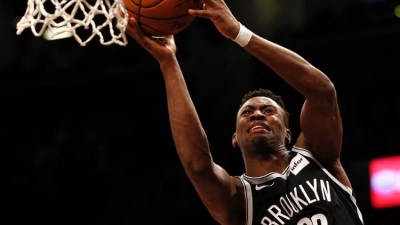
[189,164,245,225]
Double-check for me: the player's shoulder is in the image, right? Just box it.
[288,146,320,175]
[232,175,246,190]
[290,146,353,189]
[289,145,315,161]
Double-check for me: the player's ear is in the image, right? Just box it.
[232,133,238,147]
[285,129,292,145]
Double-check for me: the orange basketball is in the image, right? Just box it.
[124,0,203,36]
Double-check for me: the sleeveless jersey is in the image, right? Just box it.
[239,146,364,225]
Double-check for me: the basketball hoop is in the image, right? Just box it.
[16,0,129,46]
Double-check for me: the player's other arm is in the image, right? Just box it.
[160,54,245,225]
[125,18,244,225]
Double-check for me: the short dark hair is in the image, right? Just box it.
[239,88,290,127]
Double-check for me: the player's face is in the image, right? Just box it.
[233,97,289,150]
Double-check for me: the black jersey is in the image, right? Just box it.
[239,146,364,225]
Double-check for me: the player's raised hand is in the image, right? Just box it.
[125,17,177,62]
[189,0,240,40]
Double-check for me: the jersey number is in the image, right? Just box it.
[297,214,327,225]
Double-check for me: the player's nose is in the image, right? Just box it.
[250,110,266,120]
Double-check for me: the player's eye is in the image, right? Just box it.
[242,109,252,115]
[264,108,274,114]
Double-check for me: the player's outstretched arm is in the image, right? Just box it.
[190,0,347,186]
[126,18,245,225]
[242,36,343,169]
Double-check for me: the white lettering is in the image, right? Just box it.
[268,205,290,224]
[320,180,331,202]
[280,196,294,217]
[285,194,299,212]
[289,187,308,210]
[300,185,316,204]
[259,179,333,224]
[261,216,280,225]
[306,179,320,201]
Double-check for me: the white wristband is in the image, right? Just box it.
[233,22,253,47]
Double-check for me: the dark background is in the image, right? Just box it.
[1,0,400,224]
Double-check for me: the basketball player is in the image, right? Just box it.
[126,0,364,224]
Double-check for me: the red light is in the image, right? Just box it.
[369,155,400,209]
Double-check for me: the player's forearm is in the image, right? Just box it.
[160,58,214,173]
[244,34,336,101]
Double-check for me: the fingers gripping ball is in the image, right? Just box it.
[124,0,203,36]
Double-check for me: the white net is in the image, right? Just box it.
[16,0,129,46]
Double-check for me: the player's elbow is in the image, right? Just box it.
[302,67,337,103]
[311,69,336,97]
[183,154,215,176]
[307,78,337,105]
[320,80,336,99]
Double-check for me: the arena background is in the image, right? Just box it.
[1,0,399,224]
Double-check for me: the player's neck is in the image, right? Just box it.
[243,149,290,177]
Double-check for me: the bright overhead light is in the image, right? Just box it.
[43,26,73,41]
[395,5,400,18]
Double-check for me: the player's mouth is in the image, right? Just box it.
[247,122,271,133]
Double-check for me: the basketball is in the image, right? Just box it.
[124,0,203,36]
